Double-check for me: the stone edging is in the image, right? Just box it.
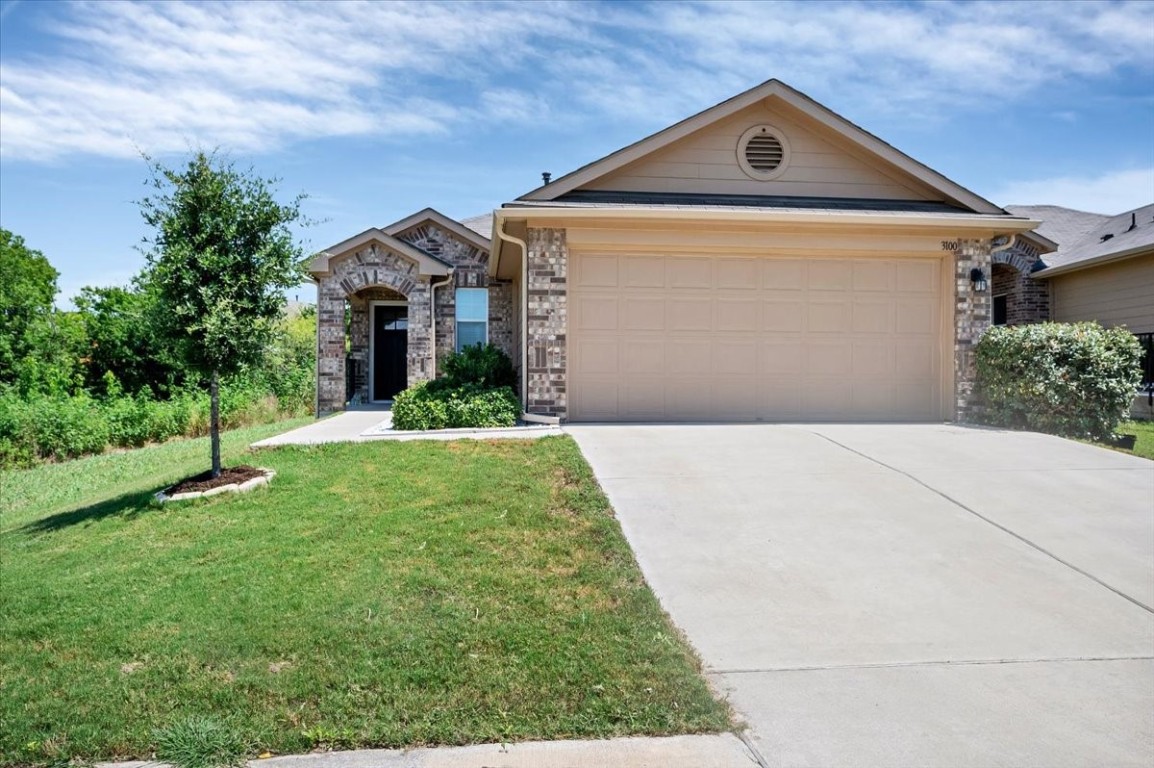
[155,468,276,503]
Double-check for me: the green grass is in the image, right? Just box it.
[1116,420,1154,460]
[0,433,730,765]
[1,417,313,531]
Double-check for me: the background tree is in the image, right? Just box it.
[0,229,86,396]
[138,152,307,477]
[0,228,59,386]
[74,283,183,398]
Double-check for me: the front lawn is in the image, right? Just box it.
[1116,419,1154,460]
[0,434,729,764]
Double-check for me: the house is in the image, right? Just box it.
[1000,204,1154,417]
[311,79,1058,422]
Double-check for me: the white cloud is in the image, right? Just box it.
[990,167,1154,213]
[1,0,1151,161]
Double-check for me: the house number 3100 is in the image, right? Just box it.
[940,240,960,252]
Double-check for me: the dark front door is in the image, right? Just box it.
[372,304,408,401]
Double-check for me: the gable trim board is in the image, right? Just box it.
[309,228,452,278]
[517,79,1004,215]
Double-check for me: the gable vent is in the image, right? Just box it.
[737,124,791,181]
[745,133,784,172]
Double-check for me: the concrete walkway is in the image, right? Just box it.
[99,733,760,768]
[566,423,1154,768]
[251,408,560,447]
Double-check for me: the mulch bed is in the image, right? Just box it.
[166,465,265,495]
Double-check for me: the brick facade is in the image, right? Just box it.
[525,228,568,416]
[313,221,506,415]
[991,247,1049,326]
[954,238,993,420]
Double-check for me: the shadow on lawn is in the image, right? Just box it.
[20,489,158,535]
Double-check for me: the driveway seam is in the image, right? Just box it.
[707,655,1154,675]
[811,431,1154,615]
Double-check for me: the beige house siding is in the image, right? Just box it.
[583,101,938,201]
[1049,254,1154,334]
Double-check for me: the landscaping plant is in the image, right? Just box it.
[138,151,308,477]
[975,322,1142,440]
[392,345,520,430]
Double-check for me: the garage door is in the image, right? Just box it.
[569,253,943,422]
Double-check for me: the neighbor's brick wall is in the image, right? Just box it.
[525,228,568,417]
[954,238,993,420]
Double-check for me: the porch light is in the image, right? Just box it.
[969,267,988,292]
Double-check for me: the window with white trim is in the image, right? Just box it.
[455,288,488,352]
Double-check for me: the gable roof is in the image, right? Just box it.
[309,228,452,277]
[382,207,491,252]
[1024,203,1154,277]
[516,79,1004,215]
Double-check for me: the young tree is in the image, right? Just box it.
[139,152,307,477]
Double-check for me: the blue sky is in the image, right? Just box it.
[1,0,1152,307]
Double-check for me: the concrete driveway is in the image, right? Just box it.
[566,423,1154,768]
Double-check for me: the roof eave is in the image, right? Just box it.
[1032,244,1154,279]
[493,205,1040,232]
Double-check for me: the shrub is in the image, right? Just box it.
[975,322,1142,440]
[392,381,519,431]
[433,344,517,393]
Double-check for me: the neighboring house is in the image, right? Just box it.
[1002,204,1154,417]
[312,78,1059,422]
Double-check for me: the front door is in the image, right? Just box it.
[372,304,408,401]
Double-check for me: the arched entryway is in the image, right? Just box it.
[991,248,1049,326]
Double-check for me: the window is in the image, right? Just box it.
[1137,333,1153,389]
[993,295,1008,326]
[455,288,488,352]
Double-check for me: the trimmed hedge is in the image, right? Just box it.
[391,382,520,431]
[975,322,1141,440]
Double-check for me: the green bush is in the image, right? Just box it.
[975,322,1142,440]
[392,381,519,431]
[432,344,517,393]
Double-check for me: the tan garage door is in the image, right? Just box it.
[569,253,942,422]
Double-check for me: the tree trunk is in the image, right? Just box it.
[210,370,221,478]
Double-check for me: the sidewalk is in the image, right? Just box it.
[251,408,560,447]
[99,733,762,768]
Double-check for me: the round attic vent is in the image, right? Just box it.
[737,125,790,180]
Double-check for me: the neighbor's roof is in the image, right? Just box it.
[460,213,494,239]
[1014,203,1154,276]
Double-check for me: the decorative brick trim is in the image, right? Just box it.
[525,228,568,417]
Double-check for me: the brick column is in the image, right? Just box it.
[525,228,568,417]
[316,284,347,415]
[954,238,993,421]
[407,281,433,386]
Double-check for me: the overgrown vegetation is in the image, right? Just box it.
[1,436,730,764]
[392,344,520,430]
[0,200,315,470]
[975,322,1142,440]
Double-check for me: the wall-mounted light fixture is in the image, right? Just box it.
[969,267,988,292]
